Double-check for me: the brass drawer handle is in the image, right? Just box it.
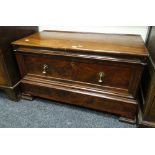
[42,64,48,75]
[98,72,105,83]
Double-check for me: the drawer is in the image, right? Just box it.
[20,80,137,120]
[20,53,138,92]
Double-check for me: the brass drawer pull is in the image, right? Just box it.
[98,72,105,83]
[42,64,48,75]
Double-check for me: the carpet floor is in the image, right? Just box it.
[0,90,136,128]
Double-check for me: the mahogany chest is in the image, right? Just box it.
[12,30,148,122]
[0,26,38,100]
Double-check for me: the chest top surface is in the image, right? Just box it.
[12,30,148,57]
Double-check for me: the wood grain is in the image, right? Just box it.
[13,30,148,121]
[0,26,38,100]
[138,26,155,127]
[12,30,148,57]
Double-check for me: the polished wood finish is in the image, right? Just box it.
[12,30,147,56]
[0,26,38,100]
[13,30,148,121]
[0,54,7,85]
[138,26,155,127]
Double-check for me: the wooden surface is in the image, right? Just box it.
[138,106,155,128]
[13,30,148,121]
[0,26,38,100]
[12,30,148,57]
[16,50,144,98]
[20,76,137,120]
[147,27,155,62]
[0,52,7,85]
[138,26,155,127]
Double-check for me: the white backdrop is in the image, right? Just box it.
[39,26,148,42]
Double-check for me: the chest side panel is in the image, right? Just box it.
[0,51,7,86]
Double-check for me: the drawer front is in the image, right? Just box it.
[17,52,142,95]
[21,81,137,120]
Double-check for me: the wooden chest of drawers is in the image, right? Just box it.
[12,30,148,122]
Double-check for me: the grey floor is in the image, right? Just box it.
[0,90,136,128]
